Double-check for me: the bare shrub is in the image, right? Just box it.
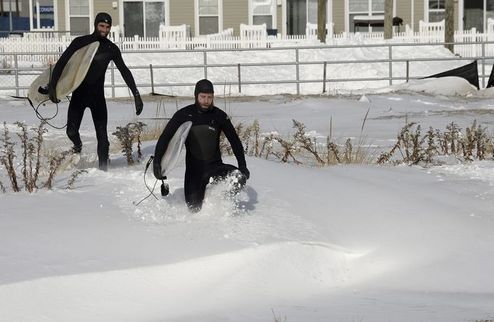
[292,119,325,165]
[378,120,493,165]
[1,121,85,192]
[44,150,71,189]
[223,118,372,167]
[1,122,20,192]
[112,122,147,165]
[66,169,88,189]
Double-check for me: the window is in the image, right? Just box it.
[123,1,166,37]
[349,0,384,32]
[30,0,55,30]
[145,2,166,37]
[287,0,328,35]
[428,0,445,22]
[68,0,90,35]
[488,0,494,29]
[250,0,275,29]
[307,0,318,24]
[198,0,219,35]
[463,0,494,32]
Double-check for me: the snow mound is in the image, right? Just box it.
[0,241,371,321]
[394,76,478,96]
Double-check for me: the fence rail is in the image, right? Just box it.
[1,41,494,98]
[4,19,494,55]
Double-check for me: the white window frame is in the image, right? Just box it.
[458,0,464,31]
[345,0,396,33]
[248,0,277,29]
[64,0,93,34]
[194,0,224,36]
[119,0,170,37]
[280,0,332,37]
[424,0,445,23]
[456,0,494,33]
[29,0,58,31]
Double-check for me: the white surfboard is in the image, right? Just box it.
[160,121,193,177]
[27,41,100,105]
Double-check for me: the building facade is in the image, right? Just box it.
[1,1,493,37]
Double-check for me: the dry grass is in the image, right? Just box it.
[221,109,374,167]
[271,309,287,322]
[0,121,86,193]
[111,108,494,170]
[220,116,374,167]
[378,120,494,165]
[112,122,147,165]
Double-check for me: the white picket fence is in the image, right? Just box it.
[2,20,494,61]
[240,23,267,48]
[305,22,334,40]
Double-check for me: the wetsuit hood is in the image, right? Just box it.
[94,12,112,28]
[194,79,214,112]
[92,12,112,39]
[194,79,214,98]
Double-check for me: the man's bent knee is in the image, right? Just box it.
[66,126,78,140]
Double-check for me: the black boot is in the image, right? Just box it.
[98,159,108,171]
[72,144,82,154]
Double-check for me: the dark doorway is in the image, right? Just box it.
[287,0,306,35]
[464,0,483,31]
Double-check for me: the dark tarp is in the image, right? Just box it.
[486,63,494,88]
[425,60,479,90]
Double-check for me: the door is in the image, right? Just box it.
[287,0,306,35]
[464,0,482,31]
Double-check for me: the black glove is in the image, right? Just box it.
[239,166,250,180]
[48,84,60,103]
[153,160,165,180]
[134,94,143,115]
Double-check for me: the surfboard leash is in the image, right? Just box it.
[134,156,169,206]
[10,94,68,130]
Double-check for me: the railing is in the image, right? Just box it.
[2,41,493,98]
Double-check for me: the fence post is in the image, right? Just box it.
[388,44,393,86]
[14,54,19,97]
[322,61,327,93]
[406,60,409,82]
[296,48,300,95]
[238,63,242,93]
[150,64,155,94]
[134,35,139,50]
[203,50,208,79]
[482,42,486,88]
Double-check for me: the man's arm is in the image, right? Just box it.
[112,47,143,114]
[222,115,249,178]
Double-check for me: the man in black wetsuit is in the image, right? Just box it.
[153,79,250,212]
[48,12,143,171]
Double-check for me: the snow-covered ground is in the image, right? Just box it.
[2,39,494,321]
[2,77,494,321]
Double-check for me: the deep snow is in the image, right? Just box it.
[1,44,494,321]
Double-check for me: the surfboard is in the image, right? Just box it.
[27,41,100,106]
[160,121,193,177]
